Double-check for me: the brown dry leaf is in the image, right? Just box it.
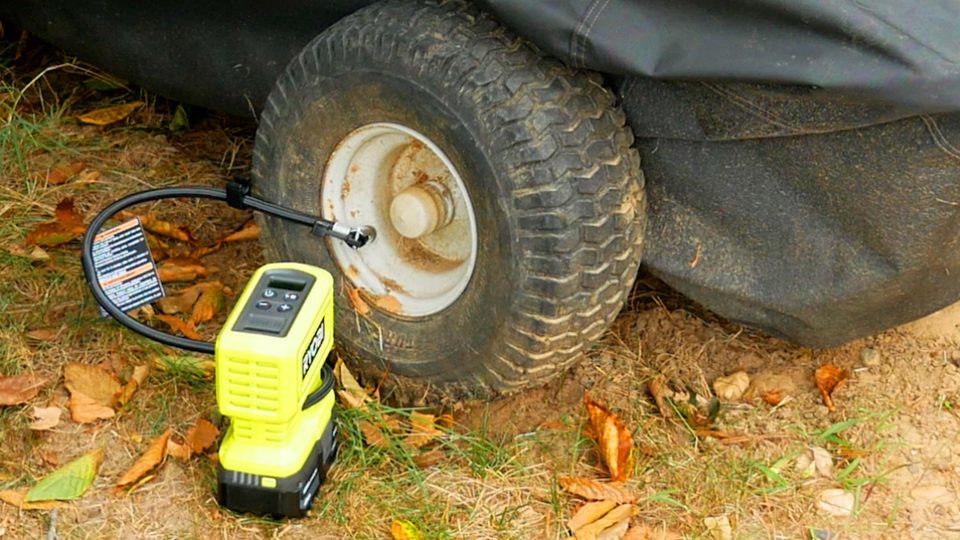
[623,524,682,540]
[3,243,51,261]
[115,365,150,406]
[404,411,442,449]
[76,169,101,184]
[155,314,202,340]
[359,420,390,448]
[0,373,46,405]
[47,161,86,185]
[816,488,855,516]
[333,357,372,408]
[0,489,64,510]
[596,519,632,540]
[188,243,221,259]
[185,419,219,454]
[135,214,193,243]
[412,448,445,469]
[68,392,115,423]
[77,101,144,126]
[25,198,86,247]
[344,283,370,316]
[156,257,208,283]
[221,219,259,243]
[28,406,62,430]
[558,477,637,504]
[647,376,671,418]
[574,504,639,540]
[64,362,121,408]
[166,439,192,461]
[761,389,785,406]
[814,364,850,411]
[584,395,636,482]
[567,500,617,532]
[437,413,454,429]
[155,281,216,315]
[189,284,225,325]
[25,327,61,342]
[115,427,171,493]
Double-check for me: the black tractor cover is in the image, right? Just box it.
[479,0,960,346]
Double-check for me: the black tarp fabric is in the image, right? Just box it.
[475,0,960,114]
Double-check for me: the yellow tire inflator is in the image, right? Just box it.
[214,263,338,517]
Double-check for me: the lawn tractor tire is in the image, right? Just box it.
[253,0,646,400]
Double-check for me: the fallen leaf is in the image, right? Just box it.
[574,504,638,540]
[412,449,445,469]
[28,406,62,430]
[156,257,208,283]
[816,488,855,516]
[46,161,86,185]
[333,357,371,408]
[595,518,632,540]
[166,439,192,461]
[68,392,115,423]
[185,419,219,454]
[713,371,750,402]
[623,524,683,540]
[115,365,150,406]
[155,314,202,340]
[584,395,635,482]
[0,489,64,510]
[26,449,103,502]
[189,284,225,325]
[815,364,849,411]
[761,390,785,406]
[221,219,259,243]
[558,477,637,504]
[25,198,86,247]
[359,420,390,448]
[155,281,218,315]
[133,214,193,243]
[567,500,617,532]
[0,373,46,405]
[77,101,144,125]
[3,243,51,261]
[76,169,101,184]
[25,327,61,342]
[404,411,442,448]
[344,283,370,316]
[647,376,672,418]
[390,519,423,540]
[704,515,733,540]
[188,242,221,259]
[64,362,121,408]
[115,428,171,493]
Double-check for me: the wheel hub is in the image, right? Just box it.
[321,123,477,317]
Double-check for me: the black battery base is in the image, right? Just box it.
[217,416,338,518]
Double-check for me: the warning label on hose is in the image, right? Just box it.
[92,218,164,314]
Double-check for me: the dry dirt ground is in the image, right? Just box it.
[2,38,960,540]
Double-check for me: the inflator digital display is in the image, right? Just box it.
[231,268,316,337]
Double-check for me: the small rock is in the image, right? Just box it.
[713,371,750,402]
[817,488,855,517]
[860,347,881,367]
[809,529,838,540]
[704,515,733,540]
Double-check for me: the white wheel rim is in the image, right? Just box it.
[322,123,478,317]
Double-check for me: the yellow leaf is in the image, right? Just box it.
[155,314,202,340]
[189,285,225,325]
[567,500,617,532]
[116,364,150,406]
[26,449,103,502]
[68,392,115,423]
[221,219,259,243]
[574,504,638,540]
[64,362,121,408]
[390,519,423,540]
[0,489,64,510]
[77,101,144,126]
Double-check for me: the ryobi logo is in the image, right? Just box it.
[301,320,325,378]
